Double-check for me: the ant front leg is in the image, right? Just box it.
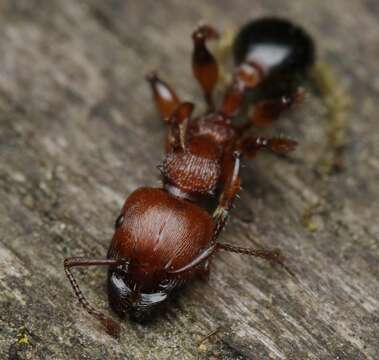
[195,258,212,281]
[146,71,181,122]
[192,24,219,110]
[64,257,125,338]
[238,135,298,159]
[211,152,290,271]
[165,101,194,152]
[168,153,242,280]
[216,243,286,268]
[168,153,293,279]
[213,151,241,237]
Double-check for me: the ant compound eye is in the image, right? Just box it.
[114,214,125,229]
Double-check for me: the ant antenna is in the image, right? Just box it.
[64,257,124,338]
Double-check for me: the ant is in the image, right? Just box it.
[64,18,315,337]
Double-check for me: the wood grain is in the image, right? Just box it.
[0,1,378,359]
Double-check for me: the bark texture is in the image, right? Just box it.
[0,1,378,359]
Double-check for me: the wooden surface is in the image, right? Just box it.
[1,1,378,359]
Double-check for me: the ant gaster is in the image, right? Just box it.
[64,18,315,337]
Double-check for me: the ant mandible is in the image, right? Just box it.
[64,18,315,337]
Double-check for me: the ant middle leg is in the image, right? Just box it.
[250,87,305,127]
[238,135,298,158]
[168,152,242,277]
[233,86,305,135]
[146,71,181,121]
[146,72,194,152]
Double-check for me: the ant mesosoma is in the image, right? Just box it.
[64,18,315,337]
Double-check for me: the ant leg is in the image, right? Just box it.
[168,152,291,278]
[219,62,263,118]
[64,257,124,338]
[146,73,192,152]
[168,242,287,276]
[213,151,241,237]
[192,25,219,110]
[238,135,298,158]
[217,243,284,265]
[217,242,295,277]
[166,102,194,152]
[234,87,305,133]
[217,243,296,278]
[168,244,218,276]
[168,152,242,278]
[146,71,181,122]
[251,88,305,127]
[195,259,212,281]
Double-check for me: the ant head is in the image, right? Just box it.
[108,187,214,320]
[109,218,178,319]
[107,259,179,321]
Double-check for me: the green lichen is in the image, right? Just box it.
[311,62,351,177]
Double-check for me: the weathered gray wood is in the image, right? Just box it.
[0,1,378,359]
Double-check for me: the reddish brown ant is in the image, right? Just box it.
[64,18,315,337]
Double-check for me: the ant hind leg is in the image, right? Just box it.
[192,24,220,110]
